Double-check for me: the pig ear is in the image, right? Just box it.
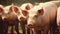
[14,7,18,13]
[37,8,44,15]
[9,7,12,12]
[9,6,18,13]
[0,7,3,13]
[21,10,28,16]
[25,5,30,10]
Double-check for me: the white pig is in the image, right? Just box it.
[57,7,60,26]
[27,2,58,34]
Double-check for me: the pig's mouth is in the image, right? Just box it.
[27,23,39,28]
[27,23,47,28]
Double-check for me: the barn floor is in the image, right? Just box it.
[8,23,23,34]
[7,23,60,34]
[7,23,37,34]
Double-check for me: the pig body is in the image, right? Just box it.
[49,1,60,7]
[27,2,58,34]
[57,7,60,26]
[57,6,60,33]
[20,3,33,34]
[28,2,57,27]
[0,5,4,34]
[3,5,20,34]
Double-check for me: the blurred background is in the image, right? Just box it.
[0,0,56,6]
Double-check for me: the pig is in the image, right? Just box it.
[3,5,20,34]
[27,2,59,34]
[0,5,4,34]
[57,7,60,33]
[20,3,33,34]
[57,7,60,27]
[49,1,60,7]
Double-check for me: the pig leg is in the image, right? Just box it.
[20,17,31,34]
[20,20,26,34]
[3,21,8,34]
[15,22,20,34]
[50,15,59,34]
[34,30,41,34]
[43,28,49,34]
[0,22,4,34]
[11,26,14,34]
[27,27,30,34]
[4,23,8,34]
[0,17,4,34]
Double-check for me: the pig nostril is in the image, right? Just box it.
[28,24,32,26]
[28,24,33,28]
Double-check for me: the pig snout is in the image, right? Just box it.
[27,20,35,28]
[2,16,8,21]
[27,24,33,28]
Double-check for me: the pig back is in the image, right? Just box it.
[42,2,57,22]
